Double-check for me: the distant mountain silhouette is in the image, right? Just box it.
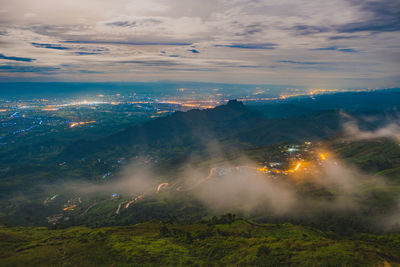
[278,88,400,112]
[60,99,342,162]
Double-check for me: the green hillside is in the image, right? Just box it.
[1,218,399,266]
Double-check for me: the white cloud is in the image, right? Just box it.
[0,0,398,87]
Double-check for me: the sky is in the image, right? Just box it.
[0,0,399,88]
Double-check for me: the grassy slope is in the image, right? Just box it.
[2,138,399,230]
[1,219,399,266]
[331,138,400,182]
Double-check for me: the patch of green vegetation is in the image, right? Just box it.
[1,218,399,266]
[332,138,400,178]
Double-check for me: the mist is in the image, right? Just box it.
[12,115,399,232]
[41,160,159,199]
[183,155,382,211]
[169,133,399,231]
[342,111,400,142]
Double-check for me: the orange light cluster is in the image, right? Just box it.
[157,182,169,192]
[237,97,279,101]
[201,105,215,109]
[159,100,219,109]
[257,162,302,174]
[309,89,341,95]
[257,167,269,172]
[181,103,201,108]
[63,205,77,211]
[319,153,328,161]
[69,121,96,128]
[279,93,308,99]
[294,162,301,171]
[42,107,58,111]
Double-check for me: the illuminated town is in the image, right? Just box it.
[0,87,374,147]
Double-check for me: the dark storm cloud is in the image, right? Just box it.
[63,40,192,46]
[215,43,278,49]
[337,0,400,33]
[32,42,70,50]
[0,53,35,62]
[0,65,59,73]
[312,46,359,53]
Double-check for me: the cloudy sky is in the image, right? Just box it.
[0,0,399,88]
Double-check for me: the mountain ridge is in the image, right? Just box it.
[60,100,344,162]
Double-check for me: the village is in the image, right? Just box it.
[42,141,330,225]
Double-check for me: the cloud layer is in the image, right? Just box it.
[0,0,399,87]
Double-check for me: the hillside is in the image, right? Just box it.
[1,218,399,266]
[275,88,400,112]
[60,100,343,164]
